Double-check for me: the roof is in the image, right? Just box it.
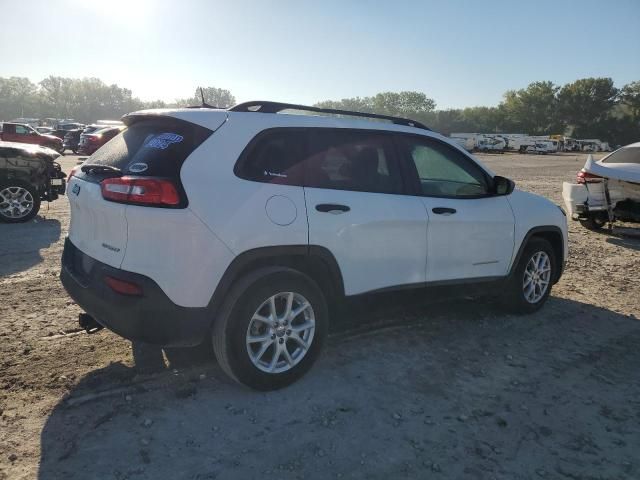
[124,100,432,133]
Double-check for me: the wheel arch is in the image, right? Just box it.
[207,245,344,325]
[510,226,564,284]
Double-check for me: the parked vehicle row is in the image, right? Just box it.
[450,133,612,154]
[63,124,125,154]
[0,142,66,222]
[61,101,568,390]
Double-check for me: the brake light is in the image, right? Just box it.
[576,170,602,184]
[104,275,143,296]
[100,176,180,206]
[86,135,100,142]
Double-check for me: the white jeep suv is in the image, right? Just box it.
[61,101,568,390]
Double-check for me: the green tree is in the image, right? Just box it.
[620,81,640,121]
[174,87,236,108]
[315,91,436,118]
[501,81,564,135]
[557,77,619,138]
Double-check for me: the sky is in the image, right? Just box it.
[1,0,639,109]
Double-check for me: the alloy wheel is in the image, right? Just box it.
[246,292,315,374]
[0,187,34,219]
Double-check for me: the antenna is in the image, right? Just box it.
[199,87,206,106]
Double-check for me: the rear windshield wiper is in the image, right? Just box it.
[80,164,122,175]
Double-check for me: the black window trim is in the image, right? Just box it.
[234,126,414,196]
[393,132,497,200]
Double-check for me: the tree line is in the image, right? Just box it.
[0,76,236,124]
[1,75,637,145]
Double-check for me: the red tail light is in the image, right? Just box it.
[100,176,180,206]
[86,135,100,143]
[104,275,143,296]
[576,170,603,184]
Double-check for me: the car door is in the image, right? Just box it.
[15,125,37,145]
[396,134,515,282]
[303,128,428,295]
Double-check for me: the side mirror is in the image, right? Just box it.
[493,175,515,195]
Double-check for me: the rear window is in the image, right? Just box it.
[87,119,212,177]
[603,147,640,165]
[305,130,403,194]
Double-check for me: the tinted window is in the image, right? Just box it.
[15,125,30,135]
[603,146,640,164]
[235,130,307,185]
[305,130,402,194]
[398,136,489,197]
[86,119,210,177]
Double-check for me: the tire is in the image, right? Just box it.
[503,237,556,314]
[579,213,607,231]
[72,149,78,154]
[0,182,41,223]
[212,267,328,391]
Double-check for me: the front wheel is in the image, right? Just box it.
[0,182,41,223]
[503,238,556,314]
[212,268,328,390]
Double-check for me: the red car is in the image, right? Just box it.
[77,126,125,155]
[0,123,64,153]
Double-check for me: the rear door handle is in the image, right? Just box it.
[316,203,350,213]
[432,207,456,215]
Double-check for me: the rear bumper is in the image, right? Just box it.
[60,238,211,346]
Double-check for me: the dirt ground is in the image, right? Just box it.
[1,152,639,480]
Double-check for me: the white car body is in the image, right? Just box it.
[562,145,640,223]
[61,104,568,349]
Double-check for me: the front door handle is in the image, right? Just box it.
[432,207,456,215]
[316,203,350,213]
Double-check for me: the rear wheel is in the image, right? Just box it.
[0,182,41,223]
[212,268,328,390]
[504,237,556,314]
[579,213,607,231]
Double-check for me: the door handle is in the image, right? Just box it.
[432,207,456,215]
[316,203,350,213]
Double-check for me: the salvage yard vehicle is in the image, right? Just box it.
[563,144,640,230]
[0,141,66,222]
[77,126,125,155]
[61,102,568,390]
[0,122,64,153]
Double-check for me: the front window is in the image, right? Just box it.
[398,136,490,197]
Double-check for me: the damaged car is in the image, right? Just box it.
[0,142,66,222]
[563,142,640,230]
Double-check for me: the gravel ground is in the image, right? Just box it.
[0,153,639,480]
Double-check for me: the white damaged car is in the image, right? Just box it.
[563,142,640,230]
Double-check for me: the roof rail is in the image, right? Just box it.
[228,101,430,131]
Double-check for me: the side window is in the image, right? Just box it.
[304,130,403,194]
[15,125,29,135]
[398,136,490,197]
[236,130,306,186]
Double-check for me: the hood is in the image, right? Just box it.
[584,154,640,184]
[42,134,62,143]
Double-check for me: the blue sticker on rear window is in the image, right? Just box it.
[144,133,184,150]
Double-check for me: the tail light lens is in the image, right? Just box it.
[101,176,180,206]
[104,275,143,296]
[576,170,602,184]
